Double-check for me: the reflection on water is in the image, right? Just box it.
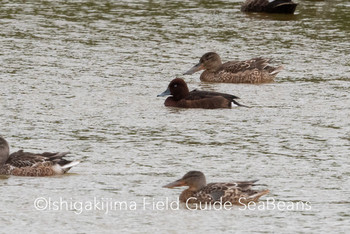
[0,0,349,233]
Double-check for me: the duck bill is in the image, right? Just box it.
[183,62,204,75]
[157,87,171,97]
[163,179,186,188]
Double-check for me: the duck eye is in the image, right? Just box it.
[173,84,177,88]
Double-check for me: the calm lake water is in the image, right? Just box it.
[0,0,349,233]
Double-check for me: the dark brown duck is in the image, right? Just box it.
[241,0,298,14]
[157,78,247,109]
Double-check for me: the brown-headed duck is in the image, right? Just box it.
[0,136,80,176]
[184,52,283,83]
[157,78,247,109]
[163,171,269,205]
[241,0,298,14]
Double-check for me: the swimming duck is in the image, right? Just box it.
[241,0,298,14]
[163,171,269,205]
[184,52,283,84]
[0,136,80,176]
[157,78,247,109]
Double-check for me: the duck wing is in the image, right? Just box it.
[188,90,240,100]
[188,90,247,107]
[219,57,272,74]
[6,150,70,167]
[229,179,260,190]
[196,181,268,204]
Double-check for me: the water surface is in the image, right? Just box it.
[0,0,349,233]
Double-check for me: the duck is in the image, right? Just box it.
[163,171,269,205]
[241,0,298,14]
[184,52,283,84]
[0,136,80,176]
[157,78,247,109]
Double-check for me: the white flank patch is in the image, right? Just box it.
[52,164,64,175]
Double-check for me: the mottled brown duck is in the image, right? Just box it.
[184,52,283,84]
[164,171,269,205]
[0,136,79,176]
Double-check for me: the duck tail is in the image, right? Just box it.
[52,161,80,174]
[270,65,284,75]
[249,189,270,202]
[232,100,250,108]
[61,161,80,171]
[266,1,298,14]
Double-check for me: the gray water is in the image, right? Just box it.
[0,0,349,233]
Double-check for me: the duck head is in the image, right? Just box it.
[163,171,207,191]
[184,52,222,75]
[157,78,190,101]
[0,137,10,165]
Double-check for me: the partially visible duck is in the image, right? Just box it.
[241,0,298,14]
[0,136,80,176]
[163,171,269,205]
[157,78,247,109]
[184,52,283,84]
